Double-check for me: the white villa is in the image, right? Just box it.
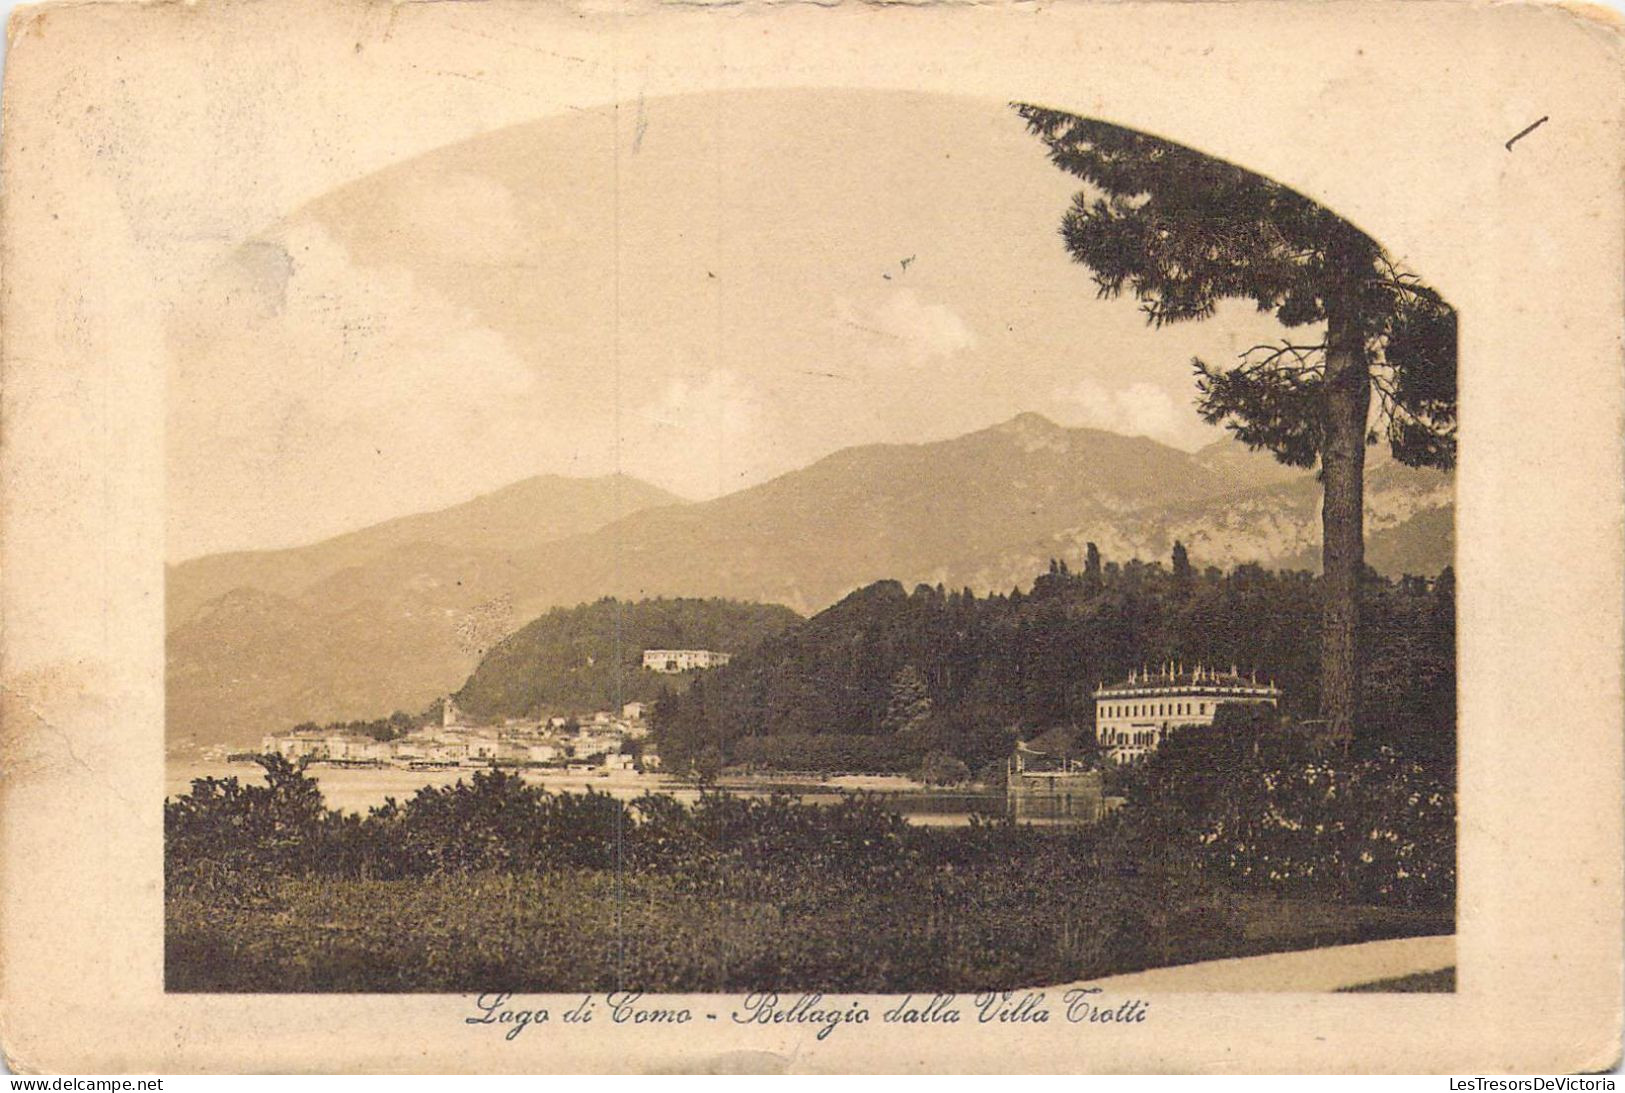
[1094,662,1280,764]
[641,649,731,673]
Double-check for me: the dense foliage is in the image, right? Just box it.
[453,596,802,720]
[652,555,1456,773]
[165,760,1451,992]
[1013,106,1457,472]
[1118,726,1455,908]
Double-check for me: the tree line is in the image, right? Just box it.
[650,547,1455,776]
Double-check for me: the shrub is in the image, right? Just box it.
[164,755,342,900]
[165,759,1454,992]
[1124,738,1455,909]
[167,747,1453,915]
[919,752,971,786]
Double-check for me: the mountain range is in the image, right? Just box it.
[167,414,1453,748]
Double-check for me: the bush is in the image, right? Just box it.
[164,755,344,901]
[919,752,971,786]
[168,746,1454,914]
[165,760,1453,992]
[1123,737,1455,909]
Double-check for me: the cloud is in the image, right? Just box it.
[1056,378,1205,449]
[620,369,771,500]
[832,287,974,364]
[168,219,564,557]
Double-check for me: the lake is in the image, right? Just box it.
[164,760,1009,825]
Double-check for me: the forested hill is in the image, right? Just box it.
[651,553,1456,774]
[453,597,802,721]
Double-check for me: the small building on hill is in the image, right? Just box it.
[642,649,732,673]
[1094,662,1281,764]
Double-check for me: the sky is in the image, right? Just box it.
[166,89,1305,561]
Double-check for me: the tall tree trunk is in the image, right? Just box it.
[1320,279,1371,743]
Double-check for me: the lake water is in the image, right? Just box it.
[164,760,1008,825]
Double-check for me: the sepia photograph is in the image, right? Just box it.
[161,92,1457,996]
[2,0,1620,1074]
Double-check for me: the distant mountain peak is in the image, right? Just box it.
[992,411,1070,452]
[996,411,1063,433]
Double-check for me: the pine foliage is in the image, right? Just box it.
[1013,105,1457,472]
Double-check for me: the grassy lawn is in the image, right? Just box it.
[166,869,1451,993]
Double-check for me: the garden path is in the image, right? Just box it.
[1052,934,1456,993]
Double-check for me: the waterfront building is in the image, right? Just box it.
[1006,741,1105,822]
[1094,662,1280,764]
[524,742,559,763]
[262,730,329,760]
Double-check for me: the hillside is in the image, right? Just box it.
[1192,436,1307,493]
[948,456,1454,592]
[168,416,1454,748]
[452,597,803,721]
[651,559,1457,774]
[166,475,683,748]
[465,415,1295,615]
[167,473,683,626]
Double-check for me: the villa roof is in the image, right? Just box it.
[1094,662,1279,696]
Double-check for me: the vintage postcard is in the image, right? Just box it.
[0,0,1621,1074]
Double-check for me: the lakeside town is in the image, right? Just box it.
[246,647,736,775]
[260,696,660,775]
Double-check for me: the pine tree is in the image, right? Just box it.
[1015,106,1457,741]
[1172,540,1193,596]
[1083,542,1103,595]
[882,664,933,734]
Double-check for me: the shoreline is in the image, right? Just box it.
[164,757,1007,823]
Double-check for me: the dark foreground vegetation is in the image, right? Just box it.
[166,742,1453,993]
